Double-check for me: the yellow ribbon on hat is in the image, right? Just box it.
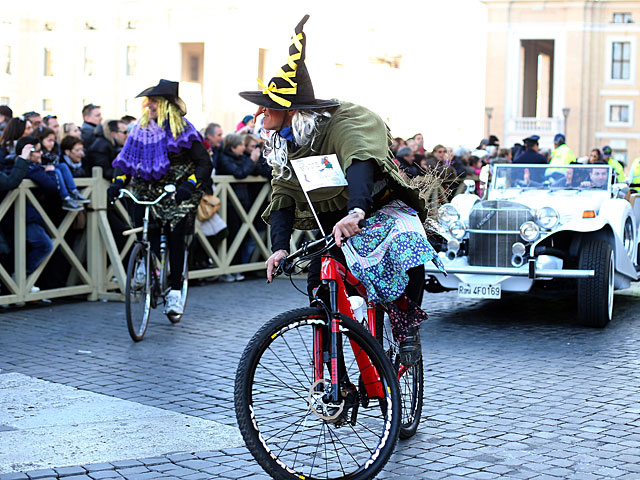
[256,32,304,108]
[257,78,294,108]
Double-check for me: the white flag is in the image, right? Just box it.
[290,154,348,192]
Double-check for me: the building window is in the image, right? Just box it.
[43,48,53,76]
[611,42,631,80]
[610,104,629,123]
[2,45,10,75]
[1,97,9,106]
[606,36,636,84]
[126,20,137,30]
[613,13,633,24]
[605,100,634,127]
[126,46,137,76]
[84,47,94,76]
[44,22,55,31]
[189,55,199,82]
[42,99,52,112]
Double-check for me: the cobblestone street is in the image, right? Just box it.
[2,278,640,479]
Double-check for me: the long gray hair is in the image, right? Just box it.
[264,109,332,180]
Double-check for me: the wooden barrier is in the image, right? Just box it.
[0,168,312,306]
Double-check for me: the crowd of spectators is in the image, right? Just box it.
[1,100,637,297]
[390,131,631,201]
[0,103,271,295]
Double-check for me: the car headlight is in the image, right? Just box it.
[438,204,459,225]
[520,221,540,242]
[536,207,559,229]
[449,221,466,239]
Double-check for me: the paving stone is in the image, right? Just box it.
[25,469,57,479]
[54,467,87,477]
[82,464,114,473]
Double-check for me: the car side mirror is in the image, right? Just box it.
[463,179,476,194]
[613,183,629,199]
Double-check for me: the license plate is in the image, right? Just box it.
[458,283,501,299]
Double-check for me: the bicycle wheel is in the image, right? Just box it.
[167,247,189,324]
[125,243,151,342]
[235,307,400,480]
[375,309,423,439]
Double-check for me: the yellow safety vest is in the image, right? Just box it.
[608,158,626,182]
[631,157,640,185]
[546,144,576,176]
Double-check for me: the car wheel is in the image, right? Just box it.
[577,240,614,328]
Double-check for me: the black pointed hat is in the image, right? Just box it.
[136,79,187,115]
[239,15,339,110]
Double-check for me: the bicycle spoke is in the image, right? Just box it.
[236,309,400,480]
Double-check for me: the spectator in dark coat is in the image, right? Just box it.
[80,104,103,148]
[216,133,270,281]
[0,137,53,278]
[396,146,424,178]
[86,120,127,180]
[60,136,88,178]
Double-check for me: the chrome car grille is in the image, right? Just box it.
[468,200,533,267]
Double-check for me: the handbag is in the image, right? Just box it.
[197,194,221,221]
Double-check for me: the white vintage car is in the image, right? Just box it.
[425,163,640,327]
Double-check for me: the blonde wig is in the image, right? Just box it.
[139,97,186,139]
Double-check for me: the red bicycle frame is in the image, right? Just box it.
[314,254,385,402]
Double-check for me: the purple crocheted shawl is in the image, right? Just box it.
[112,118,203,181]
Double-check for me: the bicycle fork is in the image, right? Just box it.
[313,280,385,405]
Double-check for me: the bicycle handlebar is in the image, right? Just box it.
[117,185,175,206]
[273,219,366,279]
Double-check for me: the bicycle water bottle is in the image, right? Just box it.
[348,295,366,322]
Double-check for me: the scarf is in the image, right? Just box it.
[113,118,202,181]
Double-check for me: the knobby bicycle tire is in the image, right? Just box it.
[234,307,401,480]
[374,309,424,439]
[125,243,152,342]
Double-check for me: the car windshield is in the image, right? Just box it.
[491,164,614,191]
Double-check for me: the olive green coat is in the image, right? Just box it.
[262,101,427,230]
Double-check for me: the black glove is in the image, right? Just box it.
[175,181,195,204]
[107,181,123,204]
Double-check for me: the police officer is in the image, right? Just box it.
[513,135,547,164]
[512,135,547,185]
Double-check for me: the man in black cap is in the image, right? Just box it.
[239,15,445,366]
[513,135,547,164]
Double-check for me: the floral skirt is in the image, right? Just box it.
[343,200,446,340]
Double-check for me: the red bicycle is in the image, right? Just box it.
[234,233,424,480]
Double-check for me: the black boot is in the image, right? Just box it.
[399,326,422,367]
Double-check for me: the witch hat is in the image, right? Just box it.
[239,15,339,110]
[136,79,187,115]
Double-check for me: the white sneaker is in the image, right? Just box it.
[164,289,183,315]
[134,262,146,288]
[234,273,245,282]
[220,273,236,283]
[30,286,40,293]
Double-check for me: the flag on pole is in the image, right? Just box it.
[290,154,347,192]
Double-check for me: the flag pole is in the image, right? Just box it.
[302,189,326,237]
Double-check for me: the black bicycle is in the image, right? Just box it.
[117,185,189,341]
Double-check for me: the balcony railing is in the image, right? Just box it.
[508,117,564,134]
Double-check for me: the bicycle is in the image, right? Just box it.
[117,184,190,342]
[235,233,425,480]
